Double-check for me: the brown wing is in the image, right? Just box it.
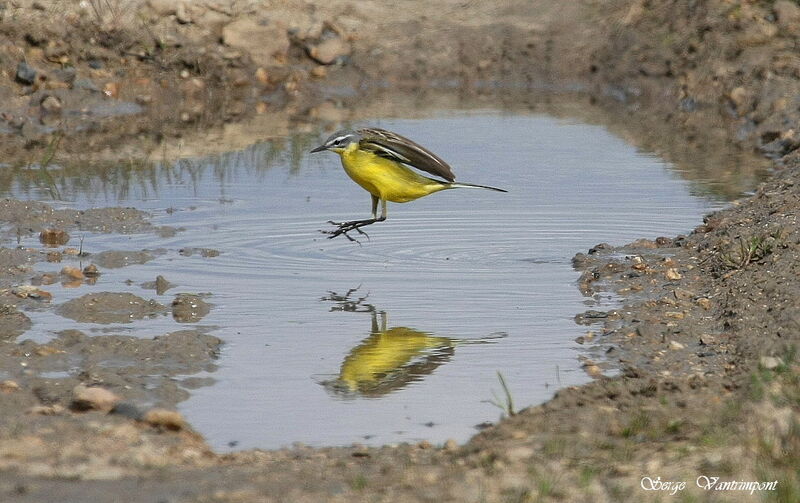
[357,127,456,182]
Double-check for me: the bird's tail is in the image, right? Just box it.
[448,181,507,193]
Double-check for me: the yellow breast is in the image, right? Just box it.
[339,143,448,203]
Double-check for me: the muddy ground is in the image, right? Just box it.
[0,0,798,501]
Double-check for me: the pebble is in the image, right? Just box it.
[669,340,686,350]
[0,380,20,392]
[443,439,458,451]
[71,384,121,412]
[16,62,38,85]
[60,266,85,280]
[308,37,349,65]
[760,356,783,370]
[255,67,269,84]
[696,297,712,310]
[172,293,211,323]
[82,264,101,277]
[665,268,682,280]
[143,408,187,430]
[39,228,69,246]
[40,95,62,114]
[417,440,432,449]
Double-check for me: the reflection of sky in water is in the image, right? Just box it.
[5,112,729,450]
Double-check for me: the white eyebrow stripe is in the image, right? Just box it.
[329,135,351,145]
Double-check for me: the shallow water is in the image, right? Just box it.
[4,111,731,450]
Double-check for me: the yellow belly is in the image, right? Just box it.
[339,144,448,203]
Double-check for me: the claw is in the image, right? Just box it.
[321,218,383,242]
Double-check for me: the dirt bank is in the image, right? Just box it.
[0,0,798,502]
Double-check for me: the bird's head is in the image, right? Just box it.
[310,130,361,154]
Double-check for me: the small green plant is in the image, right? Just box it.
[719,231,782,270]
[488,371,516,417]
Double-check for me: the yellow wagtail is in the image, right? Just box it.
[310,127,507,240]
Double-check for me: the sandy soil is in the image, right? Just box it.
[0,0,798,501]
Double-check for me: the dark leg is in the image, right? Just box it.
[322,196,387,241]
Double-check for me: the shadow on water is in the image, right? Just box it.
[318,288,504,398]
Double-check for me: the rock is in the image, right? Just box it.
[40,95,62,114]
[417,440,432,449]
[103,82,120,98]
[665,268,682,280]
[82,264,100,277]
[172,293,211,323]
[16,62,38,85]
[307,37,349,65]
[175,2,192,24]
[92,250,154,268]
[696,298,711,310]
[60,266,84,280]
[57,292,167,324]
[0,380,20,392]
[11,285,51,301]
[255,67,269,84]
[669,341,686,350]
[760,356,783,370]
[71,384,121,412]
[222,18,290,67]
[143,408,187,430]
[443,439,458,451]
[39,228,69,246]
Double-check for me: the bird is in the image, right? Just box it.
[310,127,507,240]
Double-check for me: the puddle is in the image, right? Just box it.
[2,109,743,450]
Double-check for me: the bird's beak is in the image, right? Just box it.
[310,144,327,153]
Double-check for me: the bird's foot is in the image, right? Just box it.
[321,218,382,242]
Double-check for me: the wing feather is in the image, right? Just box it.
[357,127,456,182]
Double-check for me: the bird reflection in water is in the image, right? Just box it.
[320,287,503,398]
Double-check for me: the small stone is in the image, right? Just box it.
[39,228,69,246]
[175,2,192,23]
[82,264,100,277]
[40,95,62,114]
[71,384,121,412]
[308,37,349,65]
[417,440,432,449]
[16,62,38,85]
[310,66,327,78]
[143,408,187,430]
[443,439,458,451]
[584,364,603,377]
[172,293,211,323]
[103,81,119,98]
[254,67,269,84]
[0,380,20,392]
[669,341,686,350]
[665,311,685,320]
[665,268,682,280]
[696,298,711,310]
[63,247,80,255]
[60,266,84,280]
[760,356,783,370]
